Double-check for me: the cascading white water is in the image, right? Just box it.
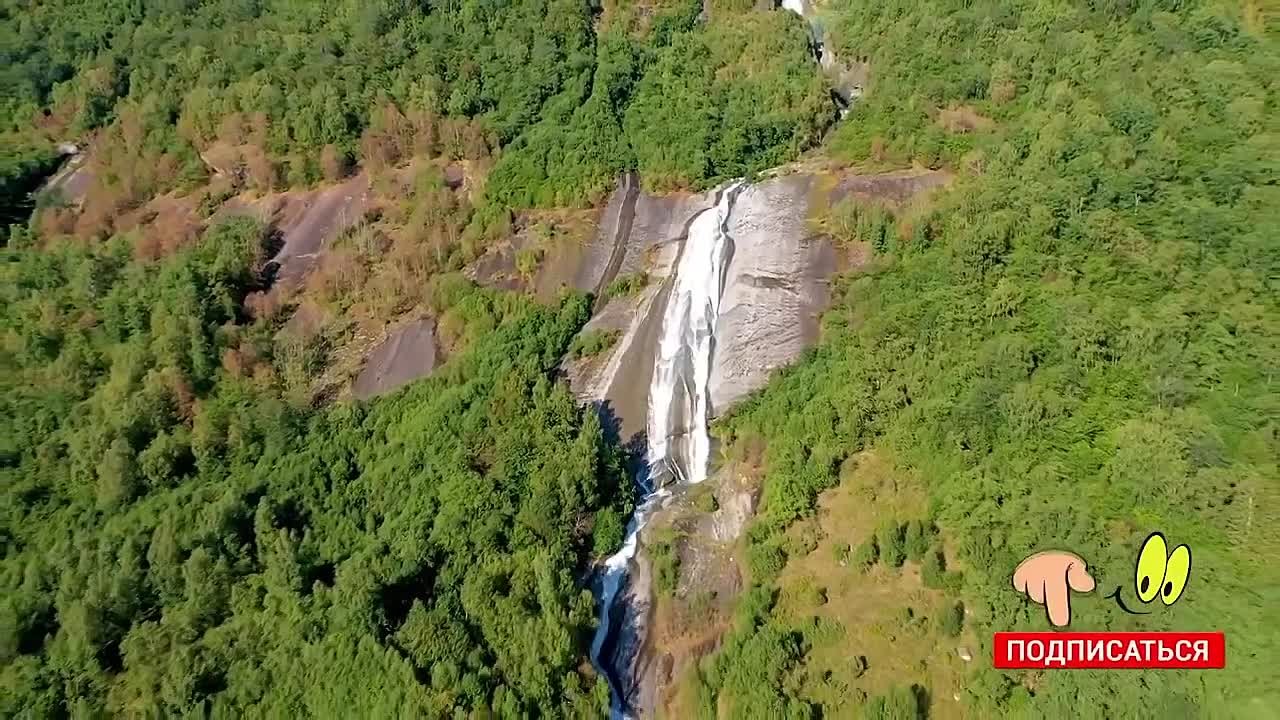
[590,181,744,718]
[646,180,742,488]
[589,8,850,715]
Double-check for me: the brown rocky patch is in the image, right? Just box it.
[936,104,995,134]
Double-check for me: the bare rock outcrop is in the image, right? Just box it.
[352,318,440,400]
[555,187,718,441]
[572,166,950,718]
[710,174,837,414]
[39,153,93,208]
[569,168,949,436]
[617,472,759,717]
[268,173,372,287]
[217,173,372,289]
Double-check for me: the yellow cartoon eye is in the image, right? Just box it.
[1135,533,1169,603]
[1161,544,1192,605]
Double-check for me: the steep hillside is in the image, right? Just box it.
[0,220,629,715]
[690,0,1279,716]
[1,0,1275,717]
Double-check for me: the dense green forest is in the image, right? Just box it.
[2,0,1277,716]
[699,0,1278,716]
[0,218,631,714]
[1,0,830,226]
[0,0,826,714]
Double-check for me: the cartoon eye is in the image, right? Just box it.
[1134,533,1169,604]
[1161,544,1192,605]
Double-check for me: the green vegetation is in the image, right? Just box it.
[852,538,878,571]
[514,246,545,281]
[569,328,621,359]
[3,0,1276,715]
[1,0,831,232]
[693,487,720,513]
[701,0,1279,715]
[920,547,954,591]
[0,0,832,713]
[938,602,965,638]
[876,522,906,568]
[864,686,924,720]
[651,537,683,595]
[602,271,651,301]
[0,218,628,715]
[902,520,930,562]
[0,139,58,230]
[621,11,832,191]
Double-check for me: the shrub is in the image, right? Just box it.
[748,541,787,585]
[939,601,964,638]
[568,329,620,359]
[921,546,946,589]
[852,537,879,572]
[652,539,681,595]
[602,272,649,301]
[904,520,930,562]
[864,686,923,720]
[694,489,719,513]
[877,522,905,568]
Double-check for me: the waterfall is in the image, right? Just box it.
[590,181,744,718]
[646,181,742,488]
[781,0,857,113]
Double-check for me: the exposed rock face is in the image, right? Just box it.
[567,167,949,718]
[597,544,658,715]
[563,165,947,431]
[710,174,836,414]
[557,187,717,442]
[578,173,641,297]
[619,474,759,717]
[39,153,93,208]
[831,168,951,204]
[352,318,439,399]
[218,173,372,289]
[472,166,949,715]
[268,173,372,287]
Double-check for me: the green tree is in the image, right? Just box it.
[921,547,947,590]
[852,537,879,572]
[95,437,137,509]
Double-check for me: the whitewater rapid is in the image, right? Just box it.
[590,181,743,717]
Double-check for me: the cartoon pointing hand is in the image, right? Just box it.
[1012,551,1097,627]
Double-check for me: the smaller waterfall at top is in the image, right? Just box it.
[590,181,745,718]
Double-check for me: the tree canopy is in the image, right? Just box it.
[700,0,1278,715]
[1,0,833,221]
[1,219,628,715]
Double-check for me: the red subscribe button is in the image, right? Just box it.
[993,632,1225,669]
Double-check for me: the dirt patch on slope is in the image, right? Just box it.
[465,207,599,300]
[936,104,994,134]
[826,167,952,205]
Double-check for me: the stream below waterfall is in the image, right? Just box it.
[589,3,841,715]
[589,181,743,717]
